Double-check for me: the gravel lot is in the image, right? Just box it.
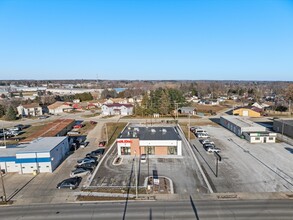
[192,124,293,193]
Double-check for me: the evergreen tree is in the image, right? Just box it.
[0,104,5,117]
[5,105,17,121]
[159,90,170,115]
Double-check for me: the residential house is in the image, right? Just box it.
[47,101,73,115]
[101,103,133,116]
[233,106,262,117]
[17,103,43,117]
[177,107,197,115]
[198,99,219,105]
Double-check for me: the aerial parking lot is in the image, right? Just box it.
[192,124,293,193]
[90,135,207,195]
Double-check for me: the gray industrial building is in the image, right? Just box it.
[273,119,293,139]
[220,116,276,143]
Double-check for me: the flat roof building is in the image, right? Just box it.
[220,116,276,143]
[0,137,69,174]
[273,119,293,139]
[117,125,182,156]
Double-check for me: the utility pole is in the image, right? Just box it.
[282,119,284,137]
[188,113,191,141]
[134,151,138,199]
[105,124,108,144]
[0,165,7,202]
[2,126,6,147]
[289,99,291,115]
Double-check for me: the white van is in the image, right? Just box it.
[195,128,206,134]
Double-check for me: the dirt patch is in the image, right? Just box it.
[82,187,147,194]
[77,121,96,135]
[147,177,172,194]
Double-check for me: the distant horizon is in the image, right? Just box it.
[1,0,293,81]
[0,78,292,83]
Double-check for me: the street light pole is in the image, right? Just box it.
[105,124,108,144]
[0,165,7,202]
[188,113,191,141]
[282,119,285,136]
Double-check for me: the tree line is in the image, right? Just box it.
[134,88,187,116]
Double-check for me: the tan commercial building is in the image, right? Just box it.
[117,125,182,156]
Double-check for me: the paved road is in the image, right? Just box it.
[0,199,292,219]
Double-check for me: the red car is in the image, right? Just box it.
[73,124,83,129]
[99,141,106,147]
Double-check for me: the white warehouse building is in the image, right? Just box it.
[0,137,69,174]
[220,116,277,143]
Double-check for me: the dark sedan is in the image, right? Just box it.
[86,149,105,157]
[56,177,82,190]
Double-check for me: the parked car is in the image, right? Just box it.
[15,124,25,130]
[207,147,221,153]
[201,139,215,145]
[203,143,215,150]
[77,157,96,166]
[67,131,80,135]
[86,149,105,157]
[99,141,106,147]
[8,127,20,131]
[197,132,209,138]
[194,128,206,134]
[56,177,82,189]
[80,141,88,148]
[75,162,96,169]
[140,154,147,163]
[73,124,83,129]
[70,168,91,177]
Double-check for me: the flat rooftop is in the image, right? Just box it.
[119,125,181,141]
[221,115,264,128]
[21,119,74,143]
[0,137,68,158]
[18,136,68,153]
[275,119,293,126]
[0,145,26,158]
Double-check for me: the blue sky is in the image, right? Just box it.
[0,0,293,81]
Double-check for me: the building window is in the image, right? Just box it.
[145,146,155,155]
[255,137,260,140]
[168,146,177,155]
[121,147,131,155]
[268,137,274,140]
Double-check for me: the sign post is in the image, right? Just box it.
[0,165,7,202]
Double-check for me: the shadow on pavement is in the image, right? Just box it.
[190,195,200,220]
[122,158,134,220]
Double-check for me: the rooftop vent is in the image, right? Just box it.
[151,128,156,133]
